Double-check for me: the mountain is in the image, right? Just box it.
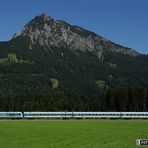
[13,13,139,59]
[0,13,148,111]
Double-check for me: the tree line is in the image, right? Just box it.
[0,87,148,112]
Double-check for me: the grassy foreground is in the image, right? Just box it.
[0,120,148,148]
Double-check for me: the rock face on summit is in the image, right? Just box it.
[13,13,139,59]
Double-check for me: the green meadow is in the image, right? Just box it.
[0,120,147,148]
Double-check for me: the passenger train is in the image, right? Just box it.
[0,112,148,119]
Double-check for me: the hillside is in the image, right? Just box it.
[0,13,148,111]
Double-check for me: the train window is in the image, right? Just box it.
[24,114,30,116]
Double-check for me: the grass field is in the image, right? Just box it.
[0,120,148,148]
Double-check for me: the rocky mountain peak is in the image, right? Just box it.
[40,13,51,19]
[33,13,55,25]
[12,13,139,58]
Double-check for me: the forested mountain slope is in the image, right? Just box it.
[0,13,148,111]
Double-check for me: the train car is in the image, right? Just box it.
[73,112,122,119]
[121,112,148,119]
[0,112,23,119]
[24,112,73,119]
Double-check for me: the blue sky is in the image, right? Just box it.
[0,0,147,54]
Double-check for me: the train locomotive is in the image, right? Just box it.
[0,112,148,119]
